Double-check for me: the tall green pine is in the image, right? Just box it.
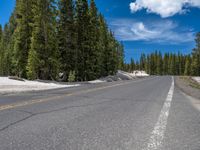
[27,0,58,80]
[58,0,75,81]
[14,0,33,78]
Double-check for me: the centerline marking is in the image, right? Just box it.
[0,77,157,111]
[145,76,174,150]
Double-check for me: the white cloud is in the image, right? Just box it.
[130,0,200,18]
[110,19,195,44]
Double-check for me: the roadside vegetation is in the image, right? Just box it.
[124,33,200,76]
[0,0,124,81]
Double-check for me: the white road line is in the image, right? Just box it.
[145,76,174,150]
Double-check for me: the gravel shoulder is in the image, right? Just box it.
[175,76,200,100]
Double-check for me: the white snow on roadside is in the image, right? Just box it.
[192,77,200,84]
[118,70,134,79]
[118,70,149,78]
[131,70,149,77]
[88,80,105,84]
[0,77,80,94]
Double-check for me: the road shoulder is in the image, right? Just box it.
[175,76,200,100]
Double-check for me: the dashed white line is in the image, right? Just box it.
[145,76,174,150]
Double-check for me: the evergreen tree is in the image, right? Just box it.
[163,53,169,75]
[150,53,156,75]
[134,51,190,76]
[107,31,118,75]
[87,0,101,80]
[75,0,90,81]
[156,51,163,75]
[14,0,33,78]
[27,0,59,80]
[0,25,2,70]
[191,33,200,76]
[178,53,184,75]
[0,25,2,42]
[184,55,191,76]
[130,58,135,72]
[140,53,146,70]
[57,0,75,81]
[191,52,199,76]
[170,54,176,75]
[98,14,108,76]
[145,55,150,74]
[1,0,124,81]
[0,24,15,76]
[116,42,124,70]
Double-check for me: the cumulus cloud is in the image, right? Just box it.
[130,0,200,18]
[110,19,195,44]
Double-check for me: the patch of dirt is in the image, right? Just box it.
[175,76,200,100]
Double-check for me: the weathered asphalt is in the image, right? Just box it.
[0,76,199,150]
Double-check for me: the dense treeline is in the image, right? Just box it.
[124,33,200,76]
[0,0,124,81]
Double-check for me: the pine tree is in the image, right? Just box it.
[117,42,125,70]
[140,53,146,70]
[14,0,33,78]
[98,14,108,76]
[171,54,176,75]
[184,55,191,76]
[0,25,4,75]
[87,0,101,80]
[2,0,123,81]
[145,55,150,74]
[135,61,140,70]
[177,53,184,75]
[130,58,135,72]
[191,33,200,76]
[7,11,18,76]
[156,51,163,75]
[0,11,17,76]
[0,25,2,68]
[149,53,156,75]
[0,25,2,42]
[163,53,169,75]
[106,31,118,75]
[191,52,199,76]
[135,51,190,76]
[0,24,14,76]
[57,0,75,81]
[75,0,90,81]
[27,0,59,80]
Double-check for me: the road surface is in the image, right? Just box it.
[0,76,199,150]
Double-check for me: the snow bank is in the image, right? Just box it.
[95,70,149,82]
[117,70,135,80]
[192,77,200,84]
[0,77,80,94]
[131,70,149,77]
[118,70,149,78]
[88,80,105,84]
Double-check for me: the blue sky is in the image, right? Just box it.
[1,0,200,62]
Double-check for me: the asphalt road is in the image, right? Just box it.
[0,76,199,150]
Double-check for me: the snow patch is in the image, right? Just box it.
[131,70,149,77]
[0,77,80,94]
[117,70,135,79]
[192,77,200,84]
[88,80,105,84]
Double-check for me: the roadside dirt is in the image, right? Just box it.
[175,76,200,100]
